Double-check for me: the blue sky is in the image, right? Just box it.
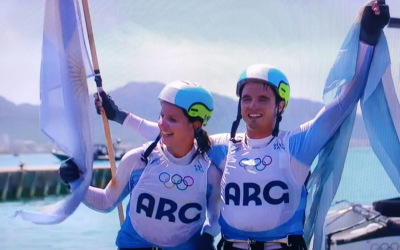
[1,0,399,105]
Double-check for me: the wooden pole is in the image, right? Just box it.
[81,0,125,225]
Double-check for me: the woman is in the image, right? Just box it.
[59,80,221,250]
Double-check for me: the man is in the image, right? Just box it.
[94,2,390,249]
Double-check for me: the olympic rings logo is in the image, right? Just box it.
[371,242,399,250]
[238,155,272,172]
[158,172,194,191]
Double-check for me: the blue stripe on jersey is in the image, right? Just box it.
[208,144,228,171]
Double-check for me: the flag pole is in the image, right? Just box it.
[81,0,125,225]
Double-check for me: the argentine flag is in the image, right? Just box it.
[14,0,94,224]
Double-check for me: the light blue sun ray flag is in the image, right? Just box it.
[14,0,95,224]
[304,3,400,249]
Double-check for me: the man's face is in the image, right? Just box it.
[241,81,283,138]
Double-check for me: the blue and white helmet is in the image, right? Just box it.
[236,64,291,111]
[158,80,214,126]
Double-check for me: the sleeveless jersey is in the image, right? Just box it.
[129,143,212,247]
[220,132,306,241]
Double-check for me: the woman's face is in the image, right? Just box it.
[158,101,195,154]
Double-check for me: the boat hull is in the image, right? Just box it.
[324,199,400,250]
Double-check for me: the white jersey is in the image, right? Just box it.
[130,143,211,247]
[220,132,304,235]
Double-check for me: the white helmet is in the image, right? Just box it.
[158,80,214,126]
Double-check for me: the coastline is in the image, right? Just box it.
[0,139,371,155]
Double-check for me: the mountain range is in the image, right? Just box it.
[0,81,369,149]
